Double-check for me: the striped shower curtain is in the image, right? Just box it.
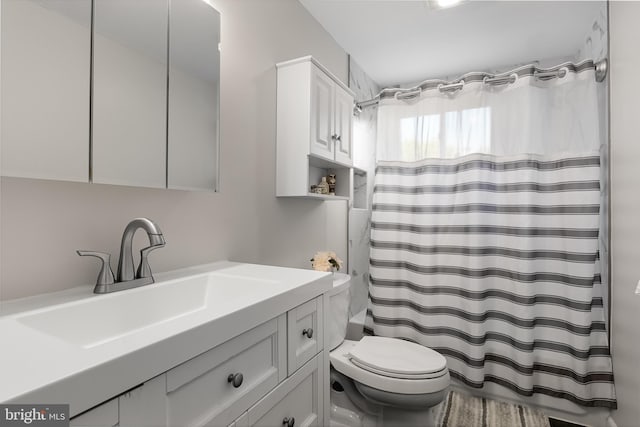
[364,153,617,408]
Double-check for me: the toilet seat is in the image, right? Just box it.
[350,359,447,380]
[349,336,447,379]
[330,339,450,395]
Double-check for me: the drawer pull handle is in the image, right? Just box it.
[302,328,314,338]
[283,417,295,427]
[227,373,243,388]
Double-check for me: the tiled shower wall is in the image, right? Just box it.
[347,57,379,317]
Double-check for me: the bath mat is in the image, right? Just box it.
[435,390,550,427]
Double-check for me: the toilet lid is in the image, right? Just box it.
[348,336,447,377]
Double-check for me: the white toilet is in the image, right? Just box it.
[328,273,450,427]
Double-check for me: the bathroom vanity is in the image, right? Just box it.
[0,262,332,427]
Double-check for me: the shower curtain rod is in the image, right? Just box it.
[354,58,608,113]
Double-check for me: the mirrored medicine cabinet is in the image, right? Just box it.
[1,0,220,191]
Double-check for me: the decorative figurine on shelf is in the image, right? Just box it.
[327,174,336,195]
[317,176,330,195]
[310,251,343,273]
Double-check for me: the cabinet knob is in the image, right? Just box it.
[283,417,295,427]
[336,135,342,142]
[302,328,314,339]
[227,373,243,388]
[331,134,338,141]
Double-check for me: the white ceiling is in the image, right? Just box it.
[299,0,605,87]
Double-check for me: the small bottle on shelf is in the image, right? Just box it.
[317,177,330,195]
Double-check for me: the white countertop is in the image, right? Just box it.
[0,261,331,416]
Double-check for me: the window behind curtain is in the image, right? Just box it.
[399,107,491,160]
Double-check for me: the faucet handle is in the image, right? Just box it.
[77,250,115,287]
[136,244,164,280]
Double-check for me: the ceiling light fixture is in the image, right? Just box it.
[430,0,465,10]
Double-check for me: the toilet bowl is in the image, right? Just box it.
[328,274,450,426]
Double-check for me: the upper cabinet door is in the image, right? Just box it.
[167,0,220,191]
[1,0,91,182]
[333,86,353,166]
[92,0,168,188]
[309,66,335,161]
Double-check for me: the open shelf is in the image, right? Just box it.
[307,155,351,199]
[303,193,350,201]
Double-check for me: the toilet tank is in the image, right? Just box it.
[328,273,351,350]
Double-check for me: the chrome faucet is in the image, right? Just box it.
[117,218,165,282]
[78,218,166,294]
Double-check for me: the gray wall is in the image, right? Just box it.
[610,2,640,426]
[0,0,349,301]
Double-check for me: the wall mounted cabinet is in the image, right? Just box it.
[1,0,220,191]
[276,56,354,200]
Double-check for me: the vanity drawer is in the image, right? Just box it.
[287,296,323,375]
[165,315,287,427]
[246,354,323,427]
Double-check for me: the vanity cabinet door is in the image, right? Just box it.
[118,374,167,427]
[69,374,166,427]
[246,354,323,427]
[70,398,118,427]
[228,411,248,427]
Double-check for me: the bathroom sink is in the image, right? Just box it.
[0,261,331,413]
[17,274,211,348]
[14,268,287,349]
